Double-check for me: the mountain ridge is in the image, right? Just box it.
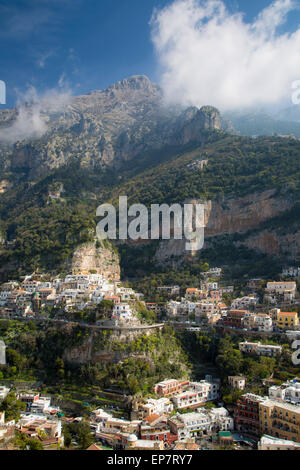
[0,75,227,180]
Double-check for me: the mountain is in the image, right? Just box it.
[225,110,300,138]
[0,75,300,283]
[0,75,226,180]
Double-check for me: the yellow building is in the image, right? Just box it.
[259,400,300,443]
[276,312,299,329]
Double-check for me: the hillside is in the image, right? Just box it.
[0,76,299,282]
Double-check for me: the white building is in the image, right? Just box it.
[0,386,10,400]
[172,407,233,440]
[254,314,273,332]
[207,282,218,291]
[112,304,133,321]
[228,376,246,390]
[266,282,297,294]
[231,296,258,309]
[172,377,220,410]
[269,380,300,405]
[258,435,300,450]
[30,396,52,414]
[207,268,222,277]
[239,341,282,357]
[140,398,173,417]
[0,340,6,365]
[286,330,300,341]
[282,267,300,278]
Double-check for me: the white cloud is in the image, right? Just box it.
[151,0,300,110]
[0,86,71,144]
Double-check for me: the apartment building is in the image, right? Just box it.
[171,377,220,410]
[234,394,266,436]
[135,398,174,419]
[223,310,249,328]
[266,282,297,294]
[168,408,233,440]
[140,420,177,445]
[231,296,258,310]
[282,267,300,278]
[259,399,300,443]
[112,304,133,321]
[195,301,216,319]
[276,312,299,330]
[154,379,189,397]
[265,282,297,302]
[254,314,273,332]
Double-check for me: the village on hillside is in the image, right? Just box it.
[0,264,300,450]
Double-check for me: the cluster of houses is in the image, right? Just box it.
[166,276,299,335]
[87,375,300,450]
[0,273,145,326]
[89,375,233,450]
[1,374,300,450]
[0,266,299,336]
[0,389,64,449]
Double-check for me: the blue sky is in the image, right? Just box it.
[0,0,300,108]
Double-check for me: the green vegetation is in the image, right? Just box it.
[0,134,300,279]
[0,392,26,422]
[0,320,190,396]
[14,431,44,451]
[63,422,94,450]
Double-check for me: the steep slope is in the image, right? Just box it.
[0,75,226,180]
[0,131,299,282]
[0,76,300,281]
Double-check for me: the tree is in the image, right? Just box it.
[0,392,26,422]
[14,431,44,450]
[65,422,94,450]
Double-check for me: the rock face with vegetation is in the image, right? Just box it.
[63,327,163,365]
[0,76,299,279]
[71,240,120,281]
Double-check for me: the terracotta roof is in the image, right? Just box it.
[144,414,160,424]
[279,312,298,316]
[87,444,103,451]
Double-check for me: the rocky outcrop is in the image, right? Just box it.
[205,189,293,237]
[0,76,229,179]
[153,190,297,264]
[71,240,120,281]
[244,229,300,258]
[63,327,161,365]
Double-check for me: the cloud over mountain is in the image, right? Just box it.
[0,86,71,144]
[151,0,300,110]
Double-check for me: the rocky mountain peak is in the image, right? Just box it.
[108,75,158,92]
[0,76,230,179]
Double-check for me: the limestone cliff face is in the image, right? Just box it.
[153,190,297,263]
[244,229,300,257]
[71,240,120,281]
[204,189,293,237]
